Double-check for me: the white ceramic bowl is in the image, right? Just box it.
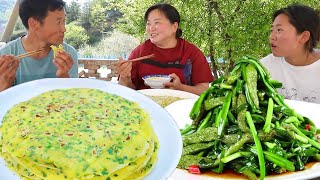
[142,75,172,89]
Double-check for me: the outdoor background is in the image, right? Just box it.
[0,0,319,76]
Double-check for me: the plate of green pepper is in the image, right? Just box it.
[166,99,320,180]
[166,56,320,180]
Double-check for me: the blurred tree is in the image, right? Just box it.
[0,0,15,38]
[90,1,108,33]
[64,22,89,49]
[75,0,123,44]
[0,0,14,25]
[66,0,81,24]
[109,0,156,42]
[111,0,320,76]
[79,1,91,30]
[10,18,27,41]
[78,31,139,57]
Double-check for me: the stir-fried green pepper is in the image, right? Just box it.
[263,97,274,132]
[246,111,266,180]
[245,63,259,109]
[217,92,232,136]
[182,142,216,156]
[237,93,250,132]
[179,55,320,179]
[204,96,225,111]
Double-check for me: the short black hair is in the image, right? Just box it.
[19,0,66,29]
[144,3,183,38]
[273,4,320,52]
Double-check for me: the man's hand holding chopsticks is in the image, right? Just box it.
[0,55,19,92]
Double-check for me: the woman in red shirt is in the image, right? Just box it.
[117,3,213,95]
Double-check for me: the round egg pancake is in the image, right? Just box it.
[126,145,159,180]
[0,88,159,180]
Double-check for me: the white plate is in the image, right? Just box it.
[165,99,196,129]
[0,78,182,180]
[165,99,320,180]
[138,89,199,99]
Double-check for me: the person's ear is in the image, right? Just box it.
[28,17,41,31]
[172,22,179,32]
[299,31,311,44]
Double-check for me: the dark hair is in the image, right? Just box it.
[144,3,183,38]
[19,0,65,29]
[273,4,320,52]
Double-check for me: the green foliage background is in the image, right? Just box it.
[110,0,320,76]
[65,22,90,49]
[2,0,319,76]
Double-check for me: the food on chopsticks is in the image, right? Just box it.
[179,56,320,179]
[0,88,159,180]
[50,44,64,57]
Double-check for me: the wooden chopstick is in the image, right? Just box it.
[14,48,45,60]
[120,54,155,65]
[128,54,155,62]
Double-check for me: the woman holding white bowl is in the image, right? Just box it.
[116,3,214,95]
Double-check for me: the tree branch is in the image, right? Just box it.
[232,0,247,21]
[211,0,225,26]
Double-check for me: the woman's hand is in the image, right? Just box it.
[53,51,74,78]
[0,55,20,92]
[116,57,135,89]
[116,57,132,78]
[164,73,209,95]
[163,73,182,90]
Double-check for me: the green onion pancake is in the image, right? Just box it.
[0,88,159,180]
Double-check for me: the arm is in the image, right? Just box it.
[164,73,209,95]
[163,41,213,95]
[178,82,209,95]
[188,44,214,94]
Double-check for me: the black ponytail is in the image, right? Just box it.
[176,28,183,38]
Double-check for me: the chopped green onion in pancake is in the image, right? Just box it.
[0,88,159,179]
